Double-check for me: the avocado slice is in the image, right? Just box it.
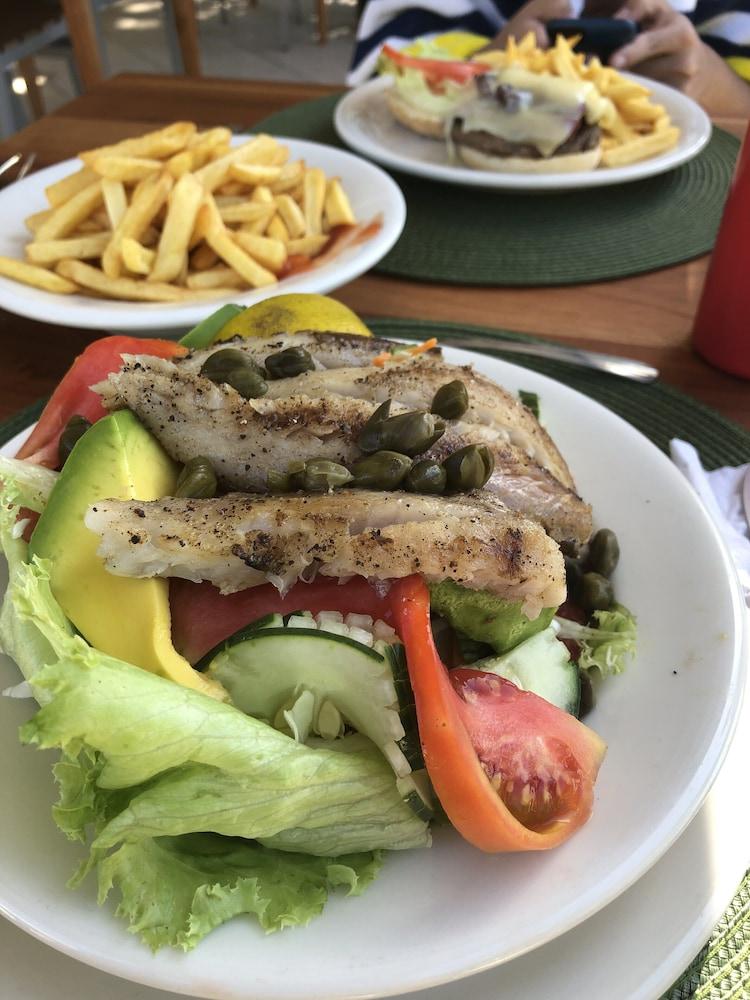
[429,580,555,654]
[29,410,224,700]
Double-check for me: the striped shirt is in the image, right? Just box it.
[347,0,750,84]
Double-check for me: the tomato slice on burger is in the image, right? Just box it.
[381,44,491,86]
[16,335,187,469]
[170,576,394,665]
[390,575,606,852]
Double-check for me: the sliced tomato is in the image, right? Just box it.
[382,44,490,87]
[170,576,394,665]
[389,575,606,852]
[15,336,187,469]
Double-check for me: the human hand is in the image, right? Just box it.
[608,0,711,98]
[487,0,580,50]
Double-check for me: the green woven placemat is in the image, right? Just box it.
[254,95,739,287]
[2,318,748,997]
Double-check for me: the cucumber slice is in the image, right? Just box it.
[470,627,581,716]
[205,620,414,777]
[397,768,434,822]
[384,643,424,771]
[179,303,243,349]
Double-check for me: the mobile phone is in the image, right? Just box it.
[546,18,638,62]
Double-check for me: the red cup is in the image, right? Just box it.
[692,122,750,378]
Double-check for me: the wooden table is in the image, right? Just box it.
[0,73,747,430]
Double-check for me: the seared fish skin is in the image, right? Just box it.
[85,490,565,618]
[97,352,591,545]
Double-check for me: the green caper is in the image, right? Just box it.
[585,528,620,578]
[200,348,267,399]
[431,380,469,420]
[359,409,445,456]
[58,414,92,467]
[442,444,494,492]
[405,459,447,494]
[175,456,217,499]
[564,555,584,602]
[580,572,614,612]
[300,459,353,492]
[286,460,307,491]
[265,346,315,380]
[351,450,412,489]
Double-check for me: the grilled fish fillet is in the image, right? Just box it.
[97,349,592,545]
[85,490,565,618]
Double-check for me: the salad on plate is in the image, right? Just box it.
[0,293,636,951]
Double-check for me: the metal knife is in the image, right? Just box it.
[433,335,659,383]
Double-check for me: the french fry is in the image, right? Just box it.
[101,171,173,278]
[275,193,306,238]
[121,237,156,275]
[303,167,326,236]
[286,234,328,256]
[205,221,278,288]
[35,180,104,241]
[266,213,290,243]
[166,150,194,178]
[194,134,280,192]
[601,127,680,167]
[251,185,274,204]
[216,181,245,197]
[79,122,196,166]
[229,162,282,186]
[232,231,287,272]
[240,206,275,236]
[24,209,52,234]
[324,178,356,228]
[26,233,111,265]
[188,126,232,150]
[0,255,78,293]
[102,178,128,230]
[186,265,246,289]
[269,160,305,194]
[56,258,235,302]
[92,155,164,182]
[149,172,204,283]
[45,166,97,207]
[218,201,276,224]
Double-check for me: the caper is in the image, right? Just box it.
[351,450,412,489]
[286,460,307,491]
[200,348,267,399]
[359,409,445,456]
[580,572,614,612]
[564,555,584,602]
[58,414,91,467]
[405,459,447,494]
[265,346,315,380]
[431,380,469,420]
[175,456,217,499]
[585,528,620,579]
[443,444,494,492]
[300,459,353,492]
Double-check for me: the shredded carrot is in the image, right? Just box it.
[372,337,438,367]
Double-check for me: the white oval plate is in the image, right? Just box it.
[0,348,745,999]
[0,137,406,331]
[335,75,712,191]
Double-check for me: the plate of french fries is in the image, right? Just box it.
[0,123,405,330]
[335,34,711,191]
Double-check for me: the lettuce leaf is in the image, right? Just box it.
[554,604,637,676]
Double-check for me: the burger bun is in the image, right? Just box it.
[456,143,602,175]
[386,89,445,140]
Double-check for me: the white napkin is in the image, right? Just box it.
[670,439,750,604]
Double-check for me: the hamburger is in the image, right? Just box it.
[449,66,613,174]
[379,42,491,139]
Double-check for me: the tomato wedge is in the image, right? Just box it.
[390,575,606,852]
[16,336,187,469]
[170,576,394,665]
[381,44,491,86]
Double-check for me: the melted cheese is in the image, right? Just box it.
[454,68,612,159]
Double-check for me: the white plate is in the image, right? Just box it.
[334,75,712,191]
[2,637,747,1000]
[0,137,406,331]
[0,349,746,999]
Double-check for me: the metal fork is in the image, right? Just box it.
[0,152,36,184]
